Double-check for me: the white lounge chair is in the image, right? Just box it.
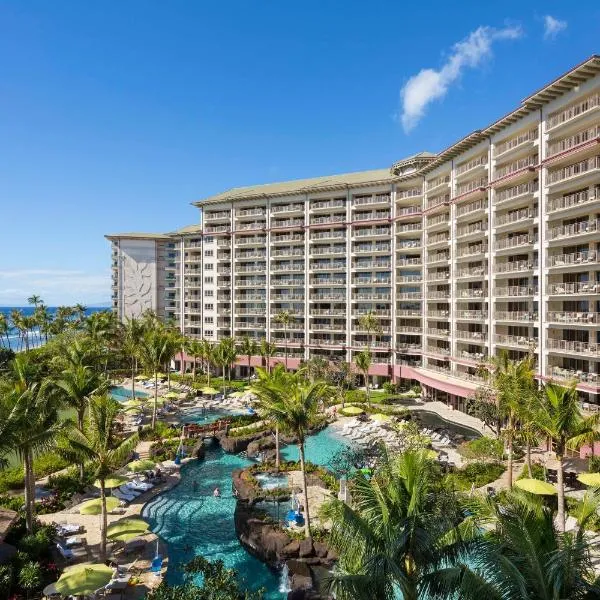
[113,489,135,503]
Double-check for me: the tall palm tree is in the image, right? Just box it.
[34,304,52,344]
[213,338,237,396]
[73,303,88,325]
[323,450,480,600]
[61,394,138,559]
[534,382,600,532]
[260,339,277,373]
[358,310,382,348]
[163,329,183,391]
[200,339,214,385]
[137,327,171,428]
[251,367,330,537]
[0,313,11,350]
[354,350,372,405]
[238,336,258,384]
[4,355,64,532]
[274,310,294,369]
[10,309,27,352]
[185,338,204,381]
[27,294,42,309]
[121,317,146,399]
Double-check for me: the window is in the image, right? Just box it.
[205,263,214,271]
[204,316,214,324]
[204,276,214,284]
[205,236,214,244]
[205,249,214,257]
[205,329,214,337]
[204,290,214,297]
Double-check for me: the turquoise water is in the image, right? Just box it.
[142,442,282,598]
[110,385,149,401]
[280,426,349,469]
[180,407,245,425]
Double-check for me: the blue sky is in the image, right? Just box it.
[0,1,598,305]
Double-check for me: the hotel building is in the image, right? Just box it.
[107,55,600,408]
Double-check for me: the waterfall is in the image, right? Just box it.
[278,563,291,594]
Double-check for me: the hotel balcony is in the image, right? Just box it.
[204,224,231,234]
[235,264,265,274]
[235,250,266,261]
[271,262,304,272]
[236,221,265,231]
[456,243,487,259]
[456,221,487,239]
[236,319,267,330]
[352,292,391,301]
[272,218,305,229]
[546,91,600,132]
[547,365,599,387]
[353,338,392,350]
[311,214,346,225]
[547,311,600,326]
[310,229,345,241]
[426,174,451,193]
[456,310,488,321]
[353,193,391,208]
[427,327,450,338]
[455,176,488,197]
[311,245,346,256]
[426,251,450,265]
[271,202,304,214]
[352,259,391,270]
[495,311,538,323]
[494,334,536,350]
[272,292,305,301]
[311,323,346,332]
[456,287,486,299]
[456,347,487,361]
[398,325,422,334]
[427,232,450,247]
[311,261,346,271]
[236,307,266,316]
[397,188,423,201]
[271,277,304,287]
[495,207,535,229]
[396,206,422,219]
[547,338,600,356]
[398,274,422,284]
[456,329,486,343]
[397,291,422,300]
[456,199,487,219]
[396,223,422,236]
[494,181,538,207]
[353,243,391,254]
[236,236,266,246]
[427,270,450,282]
[494,127,538,159]
[456,265,485,279]
[311,292,346,301]
[494,233,537,252]
[397,308,422,317]
[356,307,390,316]
[455,154,488,179]
[494,153,538,180]
[310,336,346,347]
[354,276,392,286]
[426,212,450,230]
[426,345,451,357]
[494,285,538,298]
[270,322,304,332]
[547,219,599,243]
[205,210,231,222]
[547,124,600,158]
[311,276,346,286]
[272,247,304,258]
[354,226,391,238]
[216,266,231,275]
[236,207,266,219]
[397,256,421,267]
[548,281,600,295]
[235,278,265,288]
[547,186,600,215]
[426,193,450,211]
[354,210,391,222]
[547,250,599,269]
[428,289,450,300]
[397,240,421,252]
[272,233,304,244]
[217,238,231,248]
[312,308,346,316]
[310,199,346,211]
[546,156,600,189]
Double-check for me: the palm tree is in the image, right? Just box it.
[185,338,204,381]
[238,336,258,384]
[4,355,64,532]
[10,309,27,352]
[323,450,481,600]
[354,350,372,405]
[534,382,600,532]
[163,329,183,390]
[358,310,382,348]
[34,304,52,344]
[121,317,146,400]
[274,311,294,369]
[304,356,329,383]
[0,313,11,350]
[200,339,214,385]
[137,327,171,428]
[213,338,237,396]
[61,394,138,559]
[251,367,330,537]
[27,294,42,308]
[74,303,88,325]
[260,339,277,373]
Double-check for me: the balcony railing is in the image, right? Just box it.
[457,288,486,298]
[456,310,488,319]
[312,324,346,331]
[397,257,421,266]
[272,248,304,257]
[495,181,538,204]
[271,264,304,272]
[456,222,487,237]
[427,327,449,336]
[272,293,304,300]
[237,236,266,245]
[548,366,599,385]
[426,174,450,192]
[495,233,537,250]
[547,125,600,157]
[456,199,487,217]
[312,293,346,300]
[311,215,346,225]
[547,92,600,130]
[427,346,451,356]
[273,233,304,243]
[237,208,265,218]
[495,311,538,322]
[495,154,538,179]
[397,223,422,234]
[495,259,536,274]
[236,251,266,260]
[353,293,391,300]
[312,246,346,255]
[549,250,597,267]
[427,271,449,281]
[494,127,538,157]
[427,252,450,264]
[548,186,600,213]
[496,207,535,227]
[397,188,423,200]
[495,285,538,296]
[456,330,486,342]
[397,240,421,249]
[310,230,346,240]
[311,199,346,210]
[397,291,421,300]
[456,244,487,257]
[353,194,390,207]
[426,194,450,210]
[354,227,391,237]
[547,156,600,185]
[312,309,346,315]
[548,219,599,241]
[456,267,485,278]
[428,290,450,299]
[456,177,488,196]
[456,154,488,176]
[548,281,600,295]
[495,334,535,348]
[236,221,265,231]
[428,233,450,245]
[398,326,422,333]
[355,277,392,285]
[311,263,346,271]
[204,225,231,233]
[236,265,266,273]
[427,213,449,226]
[354,244,391,254]
[396,206,422,217]
[311,277,346,285]
[547,339,598,355]
[272,203,304,213]
[398,275,422,283]
[398,309,422,316]
[272,278,304,286]
[205,210,231,221]
[548,311,600,324]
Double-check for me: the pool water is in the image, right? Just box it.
[142,442,282,598]
[110,385,149,402]
[280,426,349,469]
[255,473,289,490]
[180,407,244,425]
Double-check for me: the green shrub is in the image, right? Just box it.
[589,456,600,473]
[0,467,24,493]
[0,564,13,600]
[33,453,70,478]
[228,423,269,438]
[18,561,43,598]
[139,422,178,441]
[0,494,23,513]
[447,461,505,490]
[459,437,504,462]
[518,462,545,481]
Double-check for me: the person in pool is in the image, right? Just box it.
[213,487,221,498]
[192,480,198,492]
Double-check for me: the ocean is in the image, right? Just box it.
[0,306,109,350]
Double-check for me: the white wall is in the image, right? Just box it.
[119,239,157,319]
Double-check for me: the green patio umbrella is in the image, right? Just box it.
[340,406,364,416]
[154,372,167,379]
[577,472,600,487]
[164,391,179,399]
[55,564,113,597]
[371,413,392,422]
[106,518,149,542]
[228,391,245,398]
[94,475,128,489]
[127,459,156,473]
[514,478,557,495]
[135,374,148,381]
[123,398,144,408]
[79,496,121,515]
[202,386,219,395]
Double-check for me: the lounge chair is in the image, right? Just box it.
[56,541,87,560]
[129,479,154,492]
[119,484,141,497]
[113,489,135,503]
[56,523,82,536]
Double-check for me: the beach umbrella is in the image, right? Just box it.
[577,472,600,487]
[228,391,245,398]
[514,478,557,495]
[127,459,156,473]
[107,518,149,542]
[371,413,392,422]
[94,475,128,489]
[123,398,144,409]
[79,496,121,515]
[54,564,113,597]
[341,406,364,416]
[154,372,167,380]
[202,386,219,396]
[165,391,179,399]
[135,374,148,381]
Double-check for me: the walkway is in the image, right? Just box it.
[409,401,486,435]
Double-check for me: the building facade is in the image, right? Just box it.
[107,55,600,407]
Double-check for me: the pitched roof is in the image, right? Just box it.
[104,232,171,241]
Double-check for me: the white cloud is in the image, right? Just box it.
[399,25,523,132]
[0,269,110,306]
[543,15,567,40]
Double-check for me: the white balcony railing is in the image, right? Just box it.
[495,154,538,179]
[548,219,599,241]
[547,312,600,325]
[494,128,538,157]
[546,92,600,130]
[547,156,600,185]
[495,311,538,322]
[547,125,600,157]
[548,250,597,267]
[495,180,539,204]
[548,281,600,295]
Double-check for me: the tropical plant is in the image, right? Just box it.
[251,366,330,537]
[163,328,183,390]
[259,339,276,373]
[303,356,329,383]
[18,561,42,600]
[199,339,214,385]
[534,382,600,532]
[358,310,382,348]
[273,311,294,369]
[213,337,237,393]
[121,316,146,399]
[322,450,480,600]
[0,313,11,350]
[185,338,204,381]
[354,350,372,406]
[60,394,138,559]
[238,336,258,384]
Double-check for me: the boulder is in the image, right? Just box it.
[288,559,313,592]
[247,436,275,458]
[313,542,328,558]
[298,537,314,558]
[281,540,300,559]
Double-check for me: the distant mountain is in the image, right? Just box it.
[88,301,112,308]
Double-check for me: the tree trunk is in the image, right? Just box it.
[248,356,251,384]
[152,373,158,429]
[298,441,311,538]
[275,426,280,470]
[23,450,34,534]
[131,359,136,401]
[192,359,196,381]
[100,481,108,560]
[507,415,514,488]
[365,371,370,406]
[557,454,565,533]
[78,409,85,481]
[526,441,532,477]
[285,326,288,370]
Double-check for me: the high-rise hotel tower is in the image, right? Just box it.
[107,55,600,409]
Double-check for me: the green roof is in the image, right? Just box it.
[193,167,399,206]
[172,223,203,235]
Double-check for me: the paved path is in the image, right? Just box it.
[410,401,486,434]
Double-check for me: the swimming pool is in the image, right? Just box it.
[143,442,282,598]
[180,407,245,425]
[280,426,349,468]
[110,385,149,402]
